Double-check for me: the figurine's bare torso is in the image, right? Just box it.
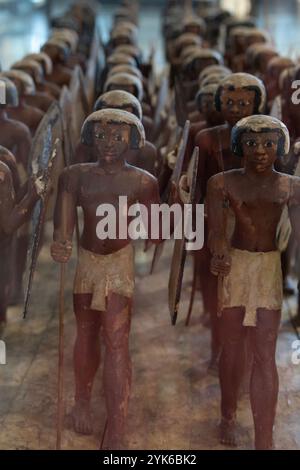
[59,162,157,255]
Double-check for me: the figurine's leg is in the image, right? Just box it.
[10,234,29,304]
[72,293,102,435]
[102,293,132,450]
[0,240,12,336]
[248,308,281,450]
[218,307,247,447]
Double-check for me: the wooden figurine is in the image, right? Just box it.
[51,109,161,450]
[207,114,300,450]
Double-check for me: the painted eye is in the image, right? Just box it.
[245,139,257,147]
[264,140,275,148]
[95,133,105,140]
[227,99,233,106]
[114,134,123,142]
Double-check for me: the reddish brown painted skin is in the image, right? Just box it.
[0,159,40,325]
[7,97,45,136]
[207,127,300,449]
[51,120,161,449]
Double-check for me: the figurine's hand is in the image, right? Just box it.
[210,253,231,277]
[51,240,72,264]
[166,149,177,169]
[294,141,300,156]
[178,174,190,204]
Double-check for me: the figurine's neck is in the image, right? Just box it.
[244,164,274,180]
[97,157,125,174]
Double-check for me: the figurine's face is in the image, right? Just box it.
[220,87,256,126]
[185,25,201,35]
[200,93,215,114]
[93,122,130,163]
[43,45,58,62]
[241,130,279,172]
[114,36,131,47]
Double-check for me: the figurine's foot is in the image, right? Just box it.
[219,418,239,447]
[71,400,93,435]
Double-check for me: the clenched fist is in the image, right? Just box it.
[51,240,72,264]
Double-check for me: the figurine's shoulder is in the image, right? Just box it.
[59,163,86,193]
[195,124,227,147]
[7,118,31,138]
[208,168,243,190]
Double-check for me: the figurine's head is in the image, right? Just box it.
[11,59,44,85]
[51,16,81,34]
[179,44,202,64]
[0,70,35,97]
[104,73,143,101]
[174,33,202,58]
[200,72,229,88]
[228,26,254,54]
[51,28,79,53]
[232,115,289,171]
[243,28,270,49]
[196,83,220,121]
[106,53,136,69]
[266,56,295,82]
[0,78,19,108]
[110,20,138,42]
[113,44,142,66]
[182,14,206,36]
[110,27,137,47]
[93,90,142,120]
[24,52,53,76]
[252,45,279,75]
[182,49,223,81]
[81,109,145,163]
[108,64,143,81]
[245,43,277,74]
[199,64,231,85]
[41,39,70,64]
[215,73,266,126]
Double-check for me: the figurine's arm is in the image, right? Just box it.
[138,172,164,244]
[207,174,231,276]
[51,167,78,263]
[16,124,32,169]
[0,163,39,235]
[194,129,210,203]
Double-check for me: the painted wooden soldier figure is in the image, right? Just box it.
[51,109,161,450]
[0,147,46,336]
[2,70,45,136]
[0,78,32,172]
[92,90,157,175]
[11,59,54,112]
[184,73,266,370]
[41,39,73,88]
[207,115,300,450]
[24,52,61,100]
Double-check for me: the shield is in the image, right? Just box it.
[168,146,199,325]
[23,102,64,318]
[152,67,169,142]
[174,77,188,128]
[150,120,191,274]
[85,28,104,111]
[69,65,89,153]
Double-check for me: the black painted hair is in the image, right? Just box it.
[231,126,286,157]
